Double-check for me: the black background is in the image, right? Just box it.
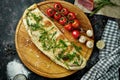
[0,0,119,80]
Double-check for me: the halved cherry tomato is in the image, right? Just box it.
[54,12,61,21]
[59,17,67,25]
[46,8,55,17]
[64,23,73,31]
[72,30,80,39]
[54,2,63,11]
[67,12,76,20]
[72,19,80,29]
[61,8,69,16]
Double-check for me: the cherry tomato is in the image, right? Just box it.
[64,23,73,31]
[46,8,55,17]
[72,19,80,29]
[54,2,62,11]
[59,17,67,25]
[67,12,76,20]
[54,12,61,21]
[61,8,69,16]
[72,30,80,39]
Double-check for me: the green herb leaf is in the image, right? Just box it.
[52,39,56,53]
[71,42,82,53]
[56,56,61,60]
[30,23,40,31]
[57,50,66,60]
[62,52,76,61]
[59,39,68,48]
[30,13,42,22]
[48,27,54,32]
[58,52,64,59]
[26,18,30,26]
[73,61,79,66]
[51,31,57,39]
[64,62,69,69]
[90,0,119,16]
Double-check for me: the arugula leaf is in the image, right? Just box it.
[56,56,61,60]
[51,31,57,39]
[26,18,30,26]
[39,27,57,52]
[52,39,57,53]
[61,52,76,61]
[64,62,69,69]
[73,61,79,66]
[71,42,82,53]
[30,23,40,31]
[30,13,42,23]
[59,39,68,48]
[58,52,64,59]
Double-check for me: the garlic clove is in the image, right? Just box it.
[86,30,93,37]
[86,41,94,48]
[79,35,87,43]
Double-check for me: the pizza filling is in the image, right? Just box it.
[24,8,85,69]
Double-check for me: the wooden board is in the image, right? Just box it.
[15,0,94,78]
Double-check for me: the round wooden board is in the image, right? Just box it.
[15,0,94,78]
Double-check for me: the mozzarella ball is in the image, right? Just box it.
[86,41,94,48]
[86,30,93,37]
[79,35,87,43]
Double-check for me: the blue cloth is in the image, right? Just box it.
[81,20,120,80]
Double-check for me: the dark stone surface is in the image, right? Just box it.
[0,0,119,80]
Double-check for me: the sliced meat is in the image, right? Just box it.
[78,0,94,11]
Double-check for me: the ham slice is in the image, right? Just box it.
[78,0,94,11]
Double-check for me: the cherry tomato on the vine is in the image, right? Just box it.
[54,2,63,11]
[61,8,69,16]
[72,19,80,29]
[46,8,55,17]
[59,17,67,25]
[67,12,76,20]
[64,23,73,31]
[54,12,61,21]
[72,30,80,39]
